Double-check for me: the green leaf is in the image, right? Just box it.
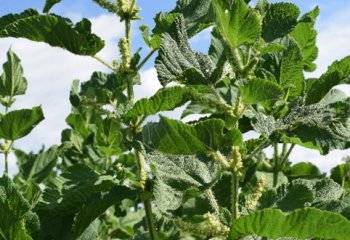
[0,48,27,98]
[279,38,304,98]
[286,162,323,180]
[143,116,242,155]
[147,152,219,212]
[262,3,300,42]
[0,175,40,240]
[229,208,350,239]
[212,0,262,49]
[16,146,59,183]
[331,163,350,189]
[43,0,62,13]
[239,78,284,105]
[155,15,214,86]
[290,7,319,72]
[0,106,44,140]
[306,56,350,104]
[124,86,194,122]
[94,118,122,156]
[0,10,104,56]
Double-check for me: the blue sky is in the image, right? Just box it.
[2,0,350,174]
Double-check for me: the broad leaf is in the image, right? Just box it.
[262,3,300,42]
[239,78,283,105]
[212,0,262,49]
[0,106,44,140]
[94,118,122,156]
[43,0,62,13]
[143,116,242,155]
[124,86,194,122]
[285,162,323,180]
[306,56,350,104]
[229,208,350,239]
[155,15,214,86]
[0,10,104,56]
[147,152,219,212]
[0,175,40,240]
[0,49,27,97]
[16,146,59,183]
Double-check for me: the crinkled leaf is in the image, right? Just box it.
[124,86,194,122]
[0,48,27,97]
[306,56,350,104]
[16,146,59,183]
[0,175,40,240]
[239,78,284,105]
[155,15,214,86]
[43,0,62,13]
[262,3,300,42]
[94,118,122,156]
[147,152,219,212]
[0,106,44,140]
[212,0,262,49]
[229,208,350,239]
[0,10,104,56]
[143,116,242,155]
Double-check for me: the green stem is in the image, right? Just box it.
[279,144,295,169]
[144,199,159,240]
[92,55,116,71]
[205,188,220,215]
[137,49,157,70]
[273,143,279,187]
[231,172,239,221]
[125,18,134,101]
[244,139,270,160]
[4,151,8,175]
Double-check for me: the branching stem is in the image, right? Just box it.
[92,55,116,71]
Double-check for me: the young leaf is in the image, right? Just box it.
[229,208,350,239]
[147,152,219,212]
[0,10,104,56]
[143,116,242,155]
[239,78,284,105]
[124,86,194,122]
[212,0,262,49]
[306,56,350,104]
[0,48,28,97]
[155,15,214,86]
[0,175,40,240]
[0,106,44,140]
[43,0,62,13]
[262,3,300,42]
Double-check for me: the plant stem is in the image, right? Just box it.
[92,55,116,71]
[244,139,270,160]
[205,188,220,215]
[125,18,134,101]
[273,143,279,187]
[4,151,8,175]
[231,172,239,221]
[137,48,157,70]
[144,199,159,240]
[279,144,295,168]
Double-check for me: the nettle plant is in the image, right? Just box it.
[2,0,350,239]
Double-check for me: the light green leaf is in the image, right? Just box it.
[155,15,214,86]
[43,0,62,13]
[0,106,44,140]
[239,78,284,105]
[0,10,104,56]
[286,162,323,180]
[16,146,59,183]
[306,56,350,104]
[147,152,219,212]
[0,175,40,240]
[262,2,300,42]
[229,208,350,239]
[212,0,262,49]
[124,86,194,122]
[0,49,27,98]
[279,38,304,98]
[94,118,122,156]
[143,116,242,155]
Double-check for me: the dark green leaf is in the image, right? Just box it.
[0,106,44,140]
[229,208,350,239]
[43,0,62,13]
[262,3,300,42]
[143,116,242,155]
[212,0,262,49]
[155,15,214,86]
[0,48,27,97]
[0,10,104,56]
